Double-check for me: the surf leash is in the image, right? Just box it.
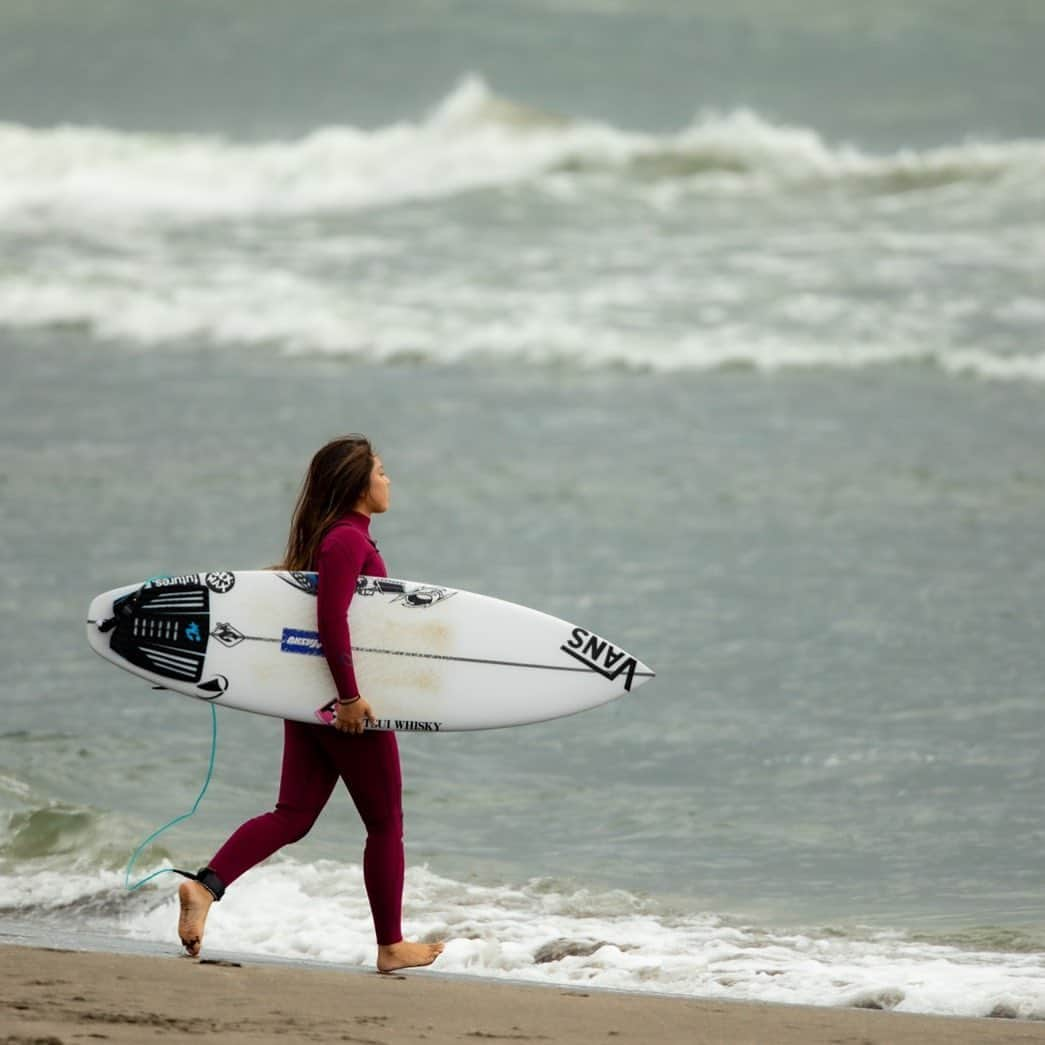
[124,702,218,892]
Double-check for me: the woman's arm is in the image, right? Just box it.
[315,525,368,706]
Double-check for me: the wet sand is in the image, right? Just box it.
[3,944,1045,1044]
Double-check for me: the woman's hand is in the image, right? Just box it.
[333,697,375,735]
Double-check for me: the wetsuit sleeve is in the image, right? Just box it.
[316,526,367,704]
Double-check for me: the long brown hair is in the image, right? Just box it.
[280,435,375,571]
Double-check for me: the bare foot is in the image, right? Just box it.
[178,880,214,957]
[376,939,445,973]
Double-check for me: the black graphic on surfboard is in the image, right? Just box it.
[356,577,455,608]
[560,627,640,692]
[197,674,229,699]
[278,571,319,596]
[107,580,210,684]
[205,571,236,594]
[212,622,247,648]
[356,577,405,597]
[277,572,452,609]
[394,586,454,608]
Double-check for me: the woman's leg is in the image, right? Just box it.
[209,721,338,886]
[321,729,442,970]
[178,721,337,956]
[321,729,404,943]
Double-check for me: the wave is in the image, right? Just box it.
[2,266,1042,383]
[2,804,104,862]
[0,795,160,872]
[3,858,1044,1018]
[2,75,1041,382]
[1,75,1041,226]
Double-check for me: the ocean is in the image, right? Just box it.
[2,0,1044,1021]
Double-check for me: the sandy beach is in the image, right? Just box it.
[3,944,1044,1045]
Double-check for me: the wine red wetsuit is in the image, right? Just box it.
[207,512,404,945]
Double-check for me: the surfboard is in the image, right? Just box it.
[85,571,654,731]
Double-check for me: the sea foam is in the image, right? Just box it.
[4,857,1044,1019]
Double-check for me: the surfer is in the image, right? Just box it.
[177,435,444,973]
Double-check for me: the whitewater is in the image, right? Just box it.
[2,77,1043,380]
[4,856,1044,1020]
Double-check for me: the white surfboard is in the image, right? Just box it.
[85,571,654,731]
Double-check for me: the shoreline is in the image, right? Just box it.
[4,943,1045,1045]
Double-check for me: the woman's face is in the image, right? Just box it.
[359,455,391,515]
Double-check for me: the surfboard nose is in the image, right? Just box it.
[631,658,656,690]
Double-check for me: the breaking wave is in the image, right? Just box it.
[1,75,1041,226]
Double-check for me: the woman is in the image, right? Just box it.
[177,435,444,973]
